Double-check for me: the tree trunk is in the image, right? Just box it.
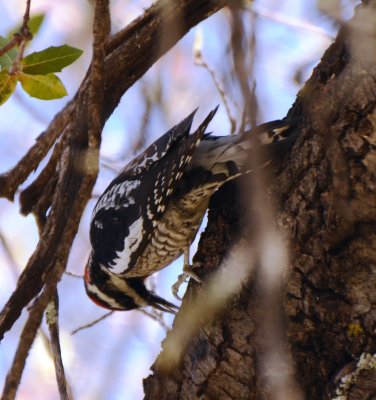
[144,2,376,399]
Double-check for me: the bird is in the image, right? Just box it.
[84,107,298,313]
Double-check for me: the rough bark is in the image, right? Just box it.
[144,2,376,399]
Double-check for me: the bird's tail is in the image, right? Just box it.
[190,119,298,182]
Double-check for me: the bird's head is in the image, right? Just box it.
[84,253,178,313]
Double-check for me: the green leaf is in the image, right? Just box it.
[19,73,67,100]
[21,45,83,75]
[27,14,46,36]
[8,13,45,38]
[0,70,17,105]
[0,35,18,70]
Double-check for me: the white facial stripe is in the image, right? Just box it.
[86,282,123,308]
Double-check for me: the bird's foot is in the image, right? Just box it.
[172,262,202,300]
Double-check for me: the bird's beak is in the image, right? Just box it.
[146,292,179,314]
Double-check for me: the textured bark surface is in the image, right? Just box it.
[144,2,376,399]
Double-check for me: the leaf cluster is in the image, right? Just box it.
[0,14,83,104]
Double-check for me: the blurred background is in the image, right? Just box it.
[0,0,356,398]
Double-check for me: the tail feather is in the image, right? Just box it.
[191,119,297,180]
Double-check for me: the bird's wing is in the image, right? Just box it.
[90,107,218,275]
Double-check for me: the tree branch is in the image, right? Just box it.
[0,0,229,343]
[0,106,73,201]
[46,294,70,400]
[1,143,96,399]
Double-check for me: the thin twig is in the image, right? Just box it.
[229,7,258,129]
[0,35,22,58]
[0,0,32,59]
[0,104,73,201]
[138,308,169,331]
[193,30,237,134]
[132,83,153,154]
[37,328,74,400]
[8,0,33,73]
[22,0,32,29]
[46,293,70,400]
[99,158,121,172]
[0,232,19,282]
[64,271,83,279]
[253,4,333,40]
[71,311,114,335]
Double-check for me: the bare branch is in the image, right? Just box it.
[193,28,237,134]
[13,0,32,64]
[0,232,19,282]
[0,36,23,58]
[19,134,67,216]
[0,0,32,59]
[71,311,114,335]
[1,143,97,399]
[132,83,154,154]
[22,0,32,30]
[88,0,110,151]
[138,308,170,332]
[0,105,74,201]
[0,0,113,390]
[1,291,46,400]
[64,271,83,279]
[253,4,333,40]
[46,294,70,400]
[229,6,258,129]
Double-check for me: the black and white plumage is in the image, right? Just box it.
[84,107,297,312]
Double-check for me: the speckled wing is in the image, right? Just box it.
[90,107,218,276]
[120,109,198,179]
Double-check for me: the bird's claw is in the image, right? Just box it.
[172,273,188,300]
[172,263,202,300]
